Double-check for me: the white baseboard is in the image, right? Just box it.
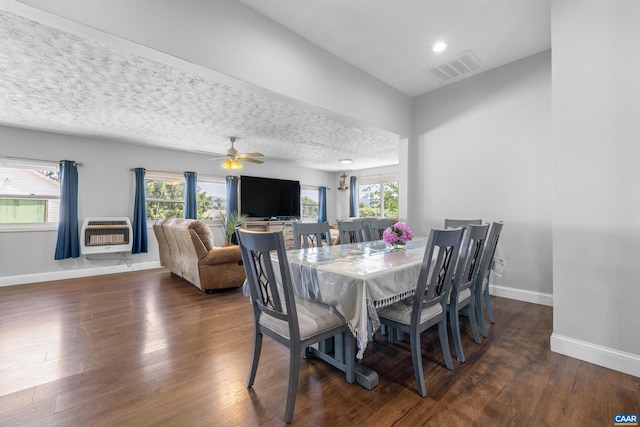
[0,261,162,287]
[489,283,554,307]
[550,333,640,378]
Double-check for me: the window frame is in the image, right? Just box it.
[300,185,320,223]
[0,158,61,231]
[194,175,227,224]
[357,175,399,219]
[144,171,227,224]
[144,171,186,222]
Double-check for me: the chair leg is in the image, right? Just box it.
[476,287,488,338]
[344,331,356,384]
[484,285,496,324]
[467,297,481,344]
[438,316,454,370]
[449,304,465,363]
[284,345,301,424]
[247,331,263,387]
[409,331,427,397]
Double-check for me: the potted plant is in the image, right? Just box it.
[218,211,248,245]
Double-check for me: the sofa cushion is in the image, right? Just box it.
[188,220,215,250]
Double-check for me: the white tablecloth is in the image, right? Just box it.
[282,238,428,358]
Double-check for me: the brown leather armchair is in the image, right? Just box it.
[153,218,245,292]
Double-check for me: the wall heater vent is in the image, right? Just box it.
[81,217,133,255]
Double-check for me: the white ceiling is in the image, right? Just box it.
[238,0,551,97]
[0,1,550,172]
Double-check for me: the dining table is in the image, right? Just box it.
[275,237,429,389]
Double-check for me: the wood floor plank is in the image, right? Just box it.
[0,269,638,426]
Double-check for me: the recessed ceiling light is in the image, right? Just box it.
[432,41,448,53]
[340,159,353,164]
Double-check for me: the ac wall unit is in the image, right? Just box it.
[81,217,133,255]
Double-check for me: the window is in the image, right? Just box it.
[301,186,319,222]
[144,172,227,221]
[0,160,60,224]
[195,178,227,221]
[358,178,399,219]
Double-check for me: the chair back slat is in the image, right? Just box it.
[237,229,299,332]
[444,218,482,229]
[453,224,490,297]
[292,222,332,249]
[476,222,504,287]
[365,218,394,241]
[413,228,464,323]
[337,220,367,244]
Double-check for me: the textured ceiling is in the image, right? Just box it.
[0,1,551,172]
[0,9,400,172]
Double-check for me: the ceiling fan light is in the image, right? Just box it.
[221,159,243,170]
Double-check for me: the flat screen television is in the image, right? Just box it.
[240,175,301,220]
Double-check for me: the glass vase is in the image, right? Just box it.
[392,241,407,250]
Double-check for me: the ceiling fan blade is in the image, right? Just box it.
[242,158,264,164]
[207,156,228,161]
[237,152,264,158]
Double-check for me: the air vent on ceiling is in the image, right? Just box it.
[425,49,483,82]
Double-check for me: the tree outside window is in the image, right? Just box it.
[358,181,398,218]
[301,187,319,222]
[145,176,226,221]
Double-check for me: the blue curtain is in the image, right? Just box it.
[226,175,240,244]
[226,175,239,215]
[349,175,358,217]
[318,186,327,223]
[132,168,148,254]
[54,160,80,260]
[184,171,197,219]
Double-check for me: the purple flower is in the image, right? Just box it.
[383,222,413,244]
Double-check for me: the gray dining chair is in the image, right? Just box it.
[365,218,394,241]
[237,228,355,424]
[292,221,332,249]
[377,227,464,397]
[448,223,489,362]
[474,221,504,337]
[337,220,367,244]
[444,218,482,229]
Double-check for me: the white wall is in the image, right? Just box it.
[0,125,333,285]
[409,50,553,304]
[550,0,640,376]
[11,0,412,138]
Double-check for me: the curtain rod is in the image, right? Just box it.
[0,156,83,166]
[130,168,189,177]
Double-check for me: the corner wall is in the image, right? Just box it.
[410,50,553,305]
[551,0,640,376]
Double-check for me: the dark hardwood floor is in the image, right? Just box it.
[0,269,638,426]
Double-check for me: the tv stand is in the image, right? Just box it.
[243,219,297,249]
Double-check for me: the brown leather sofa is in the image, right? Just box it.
[153,218,245,292]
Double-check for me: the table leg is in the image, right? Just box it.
[306,337,379,390]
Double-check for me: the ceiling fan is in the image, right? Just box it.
[210,137,264,170]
